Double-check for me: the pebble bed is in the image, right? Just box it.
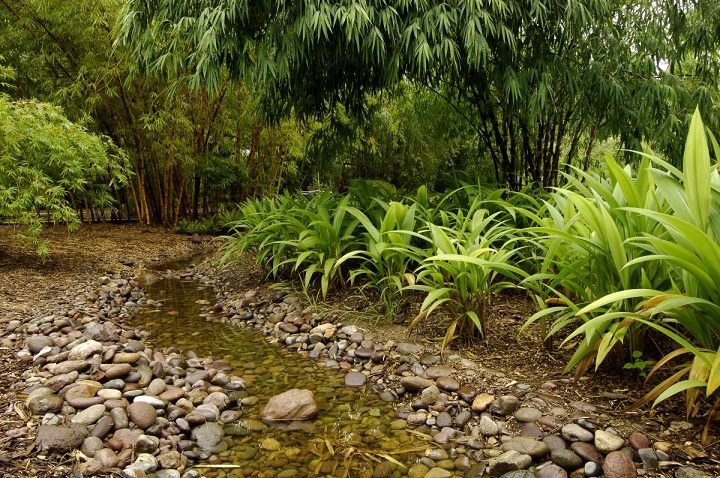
[4,259,714,478]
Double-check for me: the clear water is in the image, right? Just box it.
[133,277,430,477]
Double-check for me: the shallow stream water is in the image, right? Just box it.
[132,276,430,477]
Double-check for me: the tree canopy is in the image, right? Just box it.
[118,0,720,187]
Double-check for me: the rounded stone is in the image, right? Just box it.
[603,450,638,478]
[570,441,603,464]
[95,447,118,468]
[561,423,594,442]
[399,376,434,392]
[345,371,367,388]
[514,407,542,422]
[502,437,550,459]
[479,413,500,436]
[27,336,55,354]
[80,436,104,457]
[595,429,626,454]
[490,395,521,415]
[71,404,107,426]
[424,468,452,478]
[628,432,650,450]
[537,463,569,478]
[551,448,583,470]
[29,395,64,415]
[191,422,225,452]
[436,376,460,392]
[261,437,281,451]
[128,402,157,429]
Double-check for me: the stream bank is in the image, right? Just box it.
[0,225,717,478]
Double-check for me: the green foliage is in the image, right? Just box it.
[338,197,428,321]
[623,350,653,379]
[408,203,527,347]
[527,108,720,414]
[119,0,720,188]
[0,95,128,255]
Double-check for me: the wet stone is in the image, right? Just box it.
[345,371,367,388]
[424,468,452,478]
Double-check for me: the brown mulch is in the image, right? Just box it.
[1,224,718,477]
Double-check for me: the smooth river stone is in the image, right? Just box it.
[501,437,550,459]
[71,404,107,426]
[399,376,434,392]
[570,441,603,464]
[260,389,318,421]
[425,365,455,379]
[68,340,103,360]
[128,402,157,429]
[537,464,568,478]
[514,407,542,422]
[562,423,594,442]
[113,352,141,364]
[436,376,460,391]
[551,448,583,469]
[159,387,186,402]
[97,388,122,400]
[595,429,626,453]
[105,363,133,379]
[345,371,367,388]
[603,450,638,478]
[471,393,495,412]
[52,360,90,375]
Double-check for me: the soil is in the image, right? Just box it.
[1,224,718,477]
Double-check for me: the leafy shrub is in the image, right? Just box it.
[0,96,129,256]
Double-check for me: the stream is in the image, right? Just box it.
[132,275,430,477]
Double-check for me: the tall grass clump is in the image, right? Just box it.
[526,108,720,416]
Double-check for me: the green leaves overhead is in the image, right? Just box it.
[117,0,559,116]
